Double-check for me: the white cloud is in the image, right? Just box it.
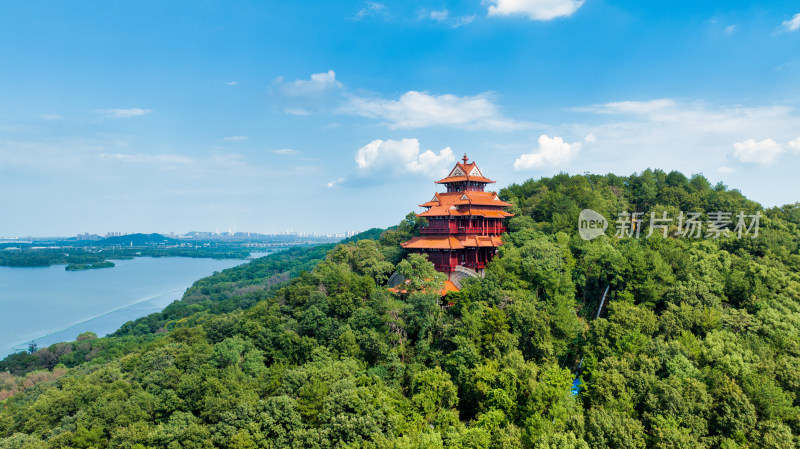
[429,9,449,21]
[725,25,737,34]
[422,8,475,27]
[273,148,300,155]
[788,137,800,152]
[452,15,477,27]
[356,2,386,18]
[332,138,454,187]
[342,90,529,131]
[274,70,342,98]
[579,99,677,115]
[327,177,346,188]
[732,138,784,165]
[222,136,248,142]
[225,81,237,86]
[272,71,344,115]
[99,153,193,165]
[285,108,311,116]
[578,99,796,137]
[584,133,596,143]
[354,138,455,178]
[782,13,800,31]
[487,0,584,21]
[561,98,800,180]
[514,134,581,170]
[99,108,151,118]
[717,166,736,173]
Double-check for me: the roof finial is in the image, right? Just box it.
[462,153,469,164]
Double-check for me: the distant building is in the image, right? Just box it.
[401,155,513,285]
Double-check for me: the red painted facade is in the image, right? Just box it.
[401,155,513,274]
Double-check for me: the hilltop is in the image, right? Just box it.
[97,233,178,246]
[1,170,799,448]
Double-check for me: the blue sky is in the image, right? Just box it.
[1,0,799,237]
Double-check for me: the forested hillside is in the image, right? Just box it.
[2,170,800,448]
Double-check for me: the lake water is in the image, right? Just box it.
[0,256,250,358]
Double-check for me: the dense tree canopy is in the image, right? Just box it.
[2,171,799,448]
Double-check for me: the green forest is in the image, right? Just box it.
[2,170,800,448]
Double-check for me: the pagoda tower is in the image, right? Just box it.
[401,155,513,279]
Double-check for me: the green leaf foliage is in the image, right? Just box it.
[3,171,800,448]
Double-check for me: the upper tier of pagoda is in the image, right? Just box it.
[418,191,513,219]
[435,154,496,192]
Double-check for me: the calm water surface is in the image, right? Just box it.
[0,257,249,358]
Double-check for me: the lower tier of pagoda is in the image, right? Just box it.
[401,235,502,273]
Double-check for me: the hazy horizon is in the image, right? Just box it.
[2,1,799,236]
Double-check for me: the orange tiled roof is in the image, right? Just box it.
[418,191,513,217]
[435,159,496,184]
[401,235,464,250]
[401,235,503,250]
[443,280,460,294]
[418,209,513,218]
[388,279,460,296]
[461,235,503,247]
[436,175,496,184]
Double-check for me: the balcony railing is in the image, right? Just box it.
[463,261,486,270]
[432,263,458,272]
[421,225,507,235]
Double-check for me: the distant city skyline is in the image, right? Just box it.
[1,230,361,240]
[2,1,799,236]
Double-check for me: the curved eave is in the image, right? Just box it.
[435,176,496,184]
[453,199,512,207]
[400,235,504,250]
[418,209,514,218]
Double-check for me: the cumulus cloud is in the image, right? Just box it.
[222,136,248,142]
[514,135,581,170]
[99,108,151,118]
[782,13,800,31]
[563,98,800,177]
[342,91,529,131]
[355,138,454,176]
[332,138,455,187]
[487,0,584,21]
[788,137,800,152]
[584,133,596,143]
[732,138,784,165]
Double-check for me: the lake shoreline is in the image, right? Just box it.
[0,256,251,358]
